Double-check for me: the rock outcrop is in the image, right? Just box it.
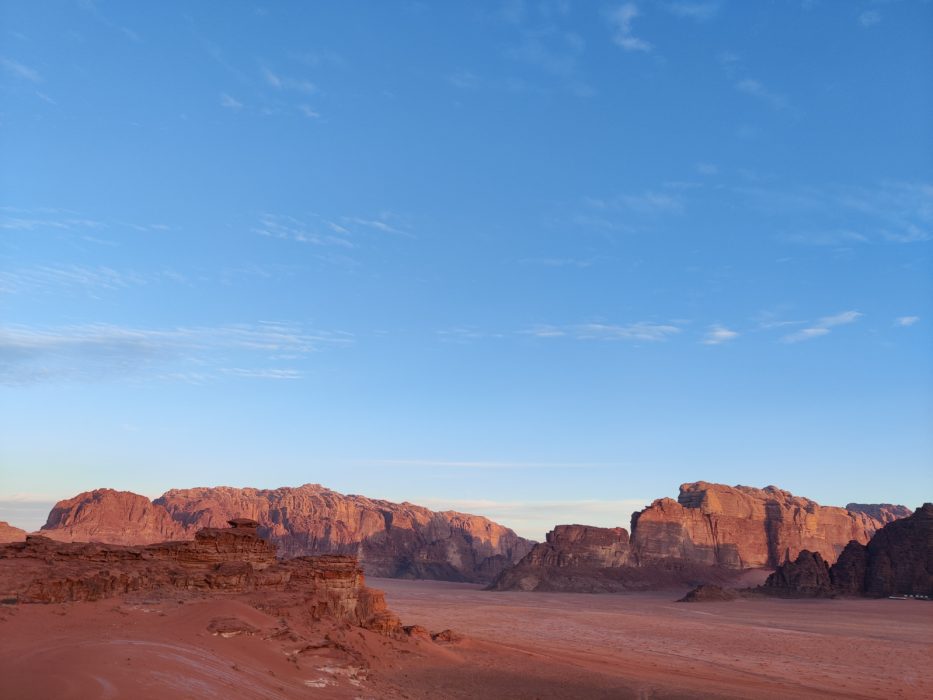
[631,482,894,569]
[0,518,400,634]
[846,503,912,525]
[0,522,26,543]
[761,503,932,598]
[41,489,191,544]
[678,584,738,602]
[38,484,534,583]
[492,482,911,593]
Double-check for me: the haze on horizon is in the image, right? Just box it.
[1,1,931,541]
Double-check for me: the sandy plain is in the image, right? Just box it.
[0,580,930,699]
[375,578,933,699]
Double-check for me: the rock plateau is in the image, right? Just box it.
[0,522,26,543]
[36,484,534,583]
[492,481,909,592]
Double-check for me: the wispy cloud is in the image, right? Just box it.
[895,316,919,327]
[525,321,683,342]
[298,105,320,118]
[702,325,739,345]
[220,92,243,110]
[663,2,721,21]
[262,67,316,93]
[0,321,351,385]
[608,3,653,52]
[781,310,862,343]
[858,10,881,27]
[735,78,789,110]
[0,57,41,82]
[0,264,149,297]
[254,213,354,247]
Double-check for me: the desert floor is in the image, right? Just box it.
[1,582,930,700]
[375,578,933,699]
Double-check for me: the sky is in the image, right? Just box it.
[1,0,931,540]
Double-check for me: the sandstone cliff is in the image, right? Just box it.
[0,518,399,634]
[762,503,932,598]
[38,484,534,583]
[491,482,910,592]
[631,482,891,569]
[0,521,26,543]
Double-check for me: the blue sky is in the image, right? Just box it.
[1,0,931,539]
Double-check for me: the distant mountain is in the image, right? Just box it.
[491,481,909,592]
[38,483,534,583]
[845,503,913,524]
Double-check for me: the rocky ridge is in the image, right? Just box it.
[492,482,910,592]
[0,522,26,543]
[0,518,400,634]
[762,503,933,597]
[36,484,534,583]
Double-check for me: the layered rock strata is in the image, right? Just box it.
[0,518,400,633]
[492,482,910,592]
[38,484,534,583]
[762,503,932,597]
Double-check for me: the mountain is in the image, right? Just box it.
[37,483,534,583]
[0,522,26,543]
[845,503,913,524]
[491,481,909,592]
[762,503,932,597]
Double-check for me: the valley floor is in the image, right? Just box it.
[374,578,933,699]
[0,581,930,699]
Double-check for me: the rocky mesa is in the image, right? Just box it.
[0,522,26,543]
[492,481,909,592]
[36,484,534,583]
[762,502,933,598]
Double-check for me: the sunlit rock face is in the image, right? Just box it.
[38,484,534,583]
[630,482,892,569]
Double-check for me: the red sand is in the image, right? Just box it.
[375,579,933,699]
[1,582,931,699]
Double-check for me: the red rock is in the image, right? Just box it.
[845,503,913,525]
[0,522,26,543]
[677,585,738,602]
[0,520,401,634]
[40,489,191,544]
[762,550,833,597]
[39,484,534,583]
[631,482,894,569]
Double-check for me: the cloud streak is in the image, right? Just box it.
[608,4,652,53]
[0,321,351,385]
[781,310,862,343]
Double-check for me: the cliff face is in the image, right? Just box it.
[0,522,26,543]
[631,482,889,569]
[762,503,932,598]
[491,482,911,593]
[38,484,534,583]
[0,519,399,634]
[41,489,192,544]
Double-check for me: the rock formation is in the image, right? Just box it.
[492,482,911,592]
[0,518,400,634]
[41,489,191,544]
[0,522,26,543]
[38,484,534,583]
[678,584,738,602]
[845,503,912,524]
[631,482,893,569]
[761,503,932,597]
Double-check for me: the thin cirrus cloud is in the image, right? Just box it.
[662,2,721,21]
[0,321,351,385]
[895,316,919,327]
[735,78,789,110]
[0,264,148,296]
[219,92,243,110]
[702,325,739,345]
[0,57,41,82]
[607,3,653,53]
[781,310,863,343]
[525,322,682,342]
